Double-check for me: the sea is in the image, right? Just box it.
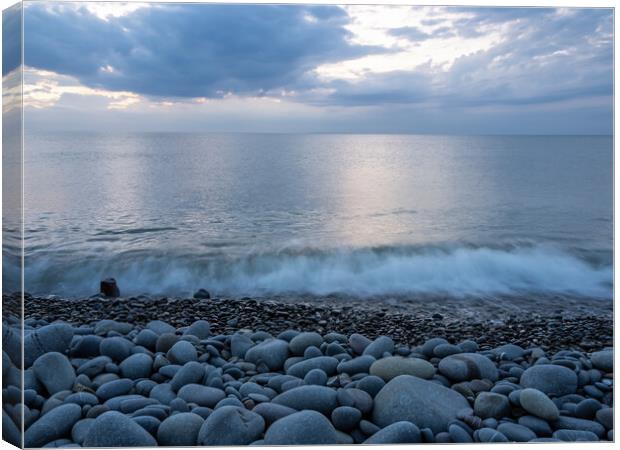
[4,133,613,299]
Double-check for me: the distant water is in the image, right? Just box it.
[6,133,613,298]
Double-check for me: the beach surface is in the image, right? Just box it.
[2,292,613,446]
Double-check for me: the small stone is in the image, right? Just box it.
[520,365,578,396]
[553,416,605,438]
[363,336,394,359]
[304,368,328,386]
[449,424,473,443]
[519,388,559,421]
[473,392,511,419]
[32,352,76,395]
[155,333,180,353]
[438,353,498,382]
[157,412,204,446]
[272,385,338,415]
[83,411,157,447]
[135,329,158,350]
[170,361,205,392]
[185,320,211,339]
[575,398,602,419]
[337,355,376,375]
[146,320,176,335]
[349,333,372,355]
[119,353,153,379]
[373,375,469,433]
[591,350,613,372]
[287,356,338,378]
[99,337,134,362]
[331,406,362,431]
[264,410,337,445]
[497,423,537,442]
[434,344,462,358]
[476,427,509,442]
[370,356,435,381]
[289,332,323,356]
[198,406,264,445]
[231,334,254,359]
[245,339,290,371]
[100,278,120,297]
[552,429,599,441]
[357,375,386,397]
[95,378,134,400]
[364,421,422,444]
[178,384,226,407]
[252,402,297,427]
[595,407,613,429]
[24,324,74,367]
[71,419,94,445]
[167,340,198,364]
[421,338,449,357]
[193,288,211,299]
[25,403,82,447]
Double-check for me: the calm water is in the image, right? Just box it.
[7,133,613,298]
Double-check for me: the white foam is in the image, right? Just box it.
[16,243,613,298]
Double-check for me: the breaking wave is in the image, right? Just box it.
[11,242,613,299]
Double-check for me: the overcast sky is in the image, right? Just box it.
[14,3,614,134]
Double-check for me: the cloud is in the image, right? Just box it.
[24,3,380,98]
[21,4,613,134]
[3,4,22,76]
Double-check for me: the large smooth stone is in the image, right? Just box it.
[553,416,606,438]
[96,378,134,401]
[178,384,226,407]
[363,336,394,358]
[519,388,559,421]
[337,355,376,375]
[157,412,204,446]
[438,353,498,382]
[349,333,372,355]
[264,410,337,445]
[272,385,338,415]
[497,423,536,442]
[289,332,323,356]
[198,406,264,445]
[370,356,435,381]
[185,320,211,339]
[520,365,578,396]
[364,421,422,444]
[32,352,76,395]
[3,324,22,368]
[252,402,297,426]
[372,375,469,434]
[146,320,176,335]
[99,337,134,362]
[119,353,153,379]
[167,340,198,365]
[287,356,338,378]
[83,411,157,446]
[170,361,205,392]
[474,392,511,419]
[591,350,613,372]
[3,410,21,447]
[245,339,289,371]
[231,334,254,359]
[24,324,74,368]
[25,403,82,447]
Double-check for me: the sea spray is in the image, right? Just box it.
[15,242,613,298]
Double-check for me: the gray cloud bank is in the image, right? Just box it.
[22,4,613,134]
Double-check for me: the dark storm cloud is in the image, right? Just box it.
[3,4,22,76]
[24,3,379,98]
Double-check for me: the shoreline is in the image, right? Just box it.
[2,292,613,445]
[5,292,613,353]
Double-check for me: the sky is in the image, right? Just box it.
[8,3,615,134]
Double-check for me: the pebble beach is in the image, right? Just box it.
[2,291,614,446]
